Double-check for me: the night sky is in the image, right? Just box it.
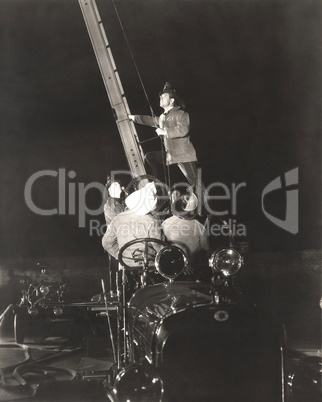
[0,0,321,258]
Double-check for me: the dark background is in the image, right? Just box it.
[0,0,321,258]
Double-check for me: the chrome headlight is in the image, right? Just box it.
[53,306,64,316]
[28,307,39,316]
[113,364,164,402]
[288,356,322,402]
[39,285,50,295]
[209,248,243,277]
[155,246,187,280]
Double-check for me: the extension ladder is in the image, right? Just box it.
[78,0,146,177]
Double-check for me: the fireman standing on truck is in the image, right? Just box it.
[128,82,199,187]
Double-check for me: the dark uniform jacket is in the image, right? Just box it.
[133,106,197,165]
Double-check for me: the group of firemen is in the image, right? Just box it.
[101,83,209,277]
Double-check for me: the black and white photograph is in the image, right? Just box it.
[0,0,321,401]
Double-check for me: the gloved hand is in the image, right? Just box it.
[108,182,122,198]
[128,115,135,121]
[156,128,167,137]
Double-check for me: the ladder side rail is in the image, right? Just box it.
[78,0,146,177]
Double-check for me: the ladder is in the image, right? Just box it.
[78,0,146,177]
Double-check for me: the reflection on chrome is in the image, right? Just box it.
[209,247,243,277]
[113,364,164,402]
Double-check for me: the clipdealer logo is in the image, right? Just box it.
[261,167,299,234]
[24,168,107,227]
[23,167,299,235]
[23,168,248,235]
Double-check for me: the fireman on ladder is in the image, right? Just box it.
[129,82,199,188]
